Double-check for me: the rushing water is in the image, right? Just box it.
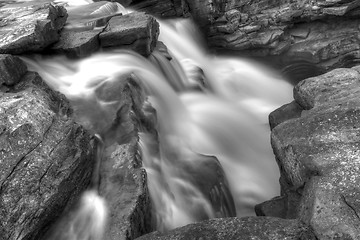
[20,0,293,238]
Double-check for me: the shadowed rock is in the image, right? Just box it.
[0,2,67,54]
[0,71,95,240]
[0,54,27,87]
[136,217,315,240]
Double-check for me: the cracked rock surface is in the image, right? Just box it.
[269,66,360,239]
[0,1,67,54]
[0,69,95,240]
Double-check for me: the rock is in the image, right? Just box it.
[0,71,95,240]
[83,72,153,239]
[0,2,67,54]
[51,1,125,58]
[129,0,189,18]
[64,1,125,30]
[51,29,102,58]
[0,54,27,86]
[99,140,152,240]
[136,217,314,240]
[293,68,360,110]
[268,101,303,130]
[99,12,159,56]
[271,66,360,239]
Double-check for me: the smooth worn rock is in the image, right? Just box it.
[0,2,67,54]
[0,54,27,86]
[99,12,159,56]
[0,71,95,240]
[64,1,124,30]
[271,66,360,239]
[136,217,314,240]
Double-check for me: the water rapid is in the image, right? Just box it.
[22,0,293,237]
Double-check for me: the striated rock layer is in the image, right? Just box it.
[268,66,360,239]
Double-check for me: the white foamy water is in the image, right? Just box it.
[21,0,293,235]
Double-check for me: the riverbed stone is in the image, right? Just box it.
[99,12,159,56]
[0,2,67,54]
[0,71,95,240]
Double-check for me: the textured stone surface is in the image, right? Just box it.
[268,100,303,130]
[270,66,360,239]
[136,217,314,240]
[52,29,101,58]
[90,73,153,240]
[0,2,67,54]
[99,12,159,56]
[51,1,125,58]
[0,71,95,240]
[0,54,27,86]
[99,140,152,240]
[129,0,189,18]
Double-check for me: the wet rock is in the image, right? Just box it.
[99,12,159,56]
[0,54,27,87]
[84,73,153,239]
[136,217,314,240]
[0,71,95,240]
[64,1,124,30]
[99,141,152,240]
[271,66,360,239]
[51,1,125,58]
[0,2,67,54]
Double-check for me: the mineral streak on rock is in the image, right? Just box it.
[0,71,95,240]
[0,2,67,54]
[270,67,360,239]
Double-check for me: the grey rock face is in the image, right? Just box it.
[136,217,314,240]
[0,71,95,240]
[0,54,27,87]
[0,2,67,54]
[99,12,159,56]
[270,66,360,239]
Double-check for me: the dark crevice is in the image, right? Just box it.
[341,194,360,221]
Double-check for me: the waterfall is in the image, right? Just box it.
[21,0,293,237]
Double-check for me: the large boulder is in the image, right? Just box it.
[270,66,360,239]
[0,70,95,240]
[136,217,314,240]
[99,12,159,56]
[0,2,67,54]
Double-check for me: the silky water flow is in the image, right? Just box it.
[22,1,293,238]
